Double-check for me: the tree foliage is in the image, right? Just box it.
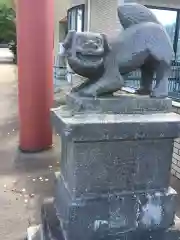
[0,4,16,43]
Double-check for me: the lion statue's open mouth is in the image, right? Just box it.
[63,31,110,80]
[68,51,104,79]
[76,52,102,62]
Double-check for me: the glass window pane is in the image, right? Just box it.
[70,9,76,30]
[68,11,71,31]
[176,28,180,61]
[68,5,84,32]
[77,9,83,32]
[149,8,177,44]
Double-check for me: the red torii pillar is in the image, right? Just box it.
[16,0,54,152]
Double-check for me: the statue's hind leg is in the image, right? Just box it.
[151,61,170,98]
[136,64,154,95]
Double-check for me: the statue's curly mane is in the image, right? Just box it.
[118,3,160,29]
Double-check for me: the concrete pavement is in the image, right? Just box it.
[0,64,60,240]
[0,48,14,63]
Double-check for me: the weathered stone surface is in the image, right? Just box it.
[43,106,180,239]
[51,108,180,196]
[41,197,180,240]
[41,196,180,240]
[66,93,172,114]
[54,175,177,240]
[60,138,173,196]
[117,3,160,28]
[41,198,64,240]
[52,108,180,142]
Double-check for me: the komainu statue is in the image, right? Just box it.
[63,3,174,98]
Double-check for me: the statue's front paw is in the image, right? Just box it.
[71,86,80,93]
[78,88,98,98]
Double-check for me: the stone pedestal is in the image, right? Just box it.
[41,93,180,240]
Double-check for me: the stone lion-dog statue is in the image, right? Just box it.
[63,3,174,98]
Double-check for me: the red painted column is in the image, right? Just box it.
[16,0,53,152]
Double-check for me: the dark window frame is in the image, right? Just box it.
[146,5,180,59]
[67,4,85,32]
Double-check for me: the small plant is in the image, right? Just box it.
[8,40,17,63]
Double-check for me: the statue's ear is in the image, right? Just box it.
[101,33,111,54]
[63,30,76,50]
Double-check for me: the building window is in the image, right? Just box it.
[177,28,180,61]
[67,4,85,32]
[147,6,180,61]
[149,8,177,44]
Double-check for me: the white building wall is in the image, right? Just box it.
[89,0,120,38]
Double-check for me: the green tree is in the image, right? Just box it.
[0,3,17,63]
[0,0,11,7]
[0,4,16,43]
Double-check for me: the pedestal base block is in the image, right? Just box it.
[53,175,177,240]
[52,108,180,197]
[66,93,172,114]
[41,198,180,240]
[48,95,180,240]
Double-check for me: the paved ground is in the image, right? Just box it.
[1,59,180,239]
[0,48,14,63]
[0,63,60,240]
